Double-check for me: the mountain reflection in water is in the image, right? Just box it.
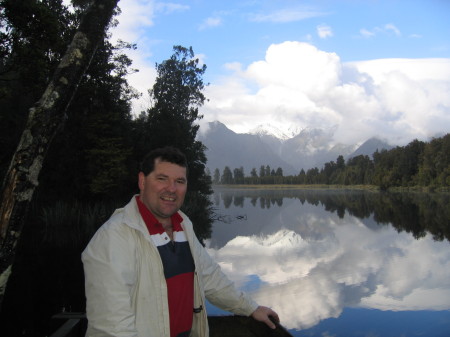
[205,188,450,336]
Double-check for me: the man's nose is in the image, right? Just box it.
[167,180,177,192]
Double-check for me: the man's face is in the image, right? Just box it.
[138,159,187,224]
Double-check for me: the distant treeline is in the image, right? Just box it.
[210,134,450,190]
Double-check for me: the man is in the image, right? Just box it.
[82,146,279,337]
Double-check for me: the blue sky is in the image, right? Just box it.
[137,0,450,74]
[110,0,450,145]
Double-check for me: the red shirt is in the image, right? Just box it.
[136,196,195,337]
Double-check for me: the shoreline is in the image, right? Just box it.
[212,184,450,193]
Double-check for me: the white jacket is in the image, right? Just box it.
[82,196,258,337]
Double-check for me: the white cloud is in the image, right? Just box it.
[359,28,375,38]
[317,24,333,39]
[361,287,450,311]
[154,2,189,14]
[113,0,156,42]
[384,23,401,36]
[111,1,449,145]
[249,8,326,23]
[200,41,450,145]
[110,0,164,115]
[349,58,450,82]
[359,23,402,39]
[199,16,223,31]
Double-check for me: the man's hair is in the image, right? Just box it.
[140,146,188,176]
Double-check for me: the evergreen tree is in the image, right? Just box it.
[233,166,245,184]
[298,169,306,184]
[249,168,259,184]
[419,134,450,187]
[136,45,212,239]
[0,0,77,181]
[259,165,266,177]
[39,38,137,201]
[221,166,233,184]
[213,168,220,184]
[306,167,319,184]
[336,155,345,169]
[275,167,283,176]
[321,161,336,184]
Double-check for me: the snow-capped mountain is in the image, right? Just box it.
[255,229,304,249]
[199,121,298,175]
[249,124,291,141]
[199,121,393,175]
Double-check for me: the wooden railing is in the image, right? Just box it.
[50,313,293,337]
[50,313,86,337]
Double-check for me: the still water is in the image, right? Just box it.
[204,187,450,337]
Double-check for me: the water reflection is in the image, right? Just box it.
[206,188,450,332]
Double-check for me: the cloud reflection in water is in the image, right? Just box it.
[205,192,450,330]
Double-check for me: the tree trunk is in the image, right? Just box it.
[0,0,120,308]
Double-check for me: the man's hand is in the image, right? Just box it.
[251,305,280,329]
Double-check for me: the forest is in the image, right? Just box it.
[212,134,450,190]
[0,1,212,335]
[0,0,213,234]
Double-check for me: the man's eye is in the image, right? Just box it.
[177,179,186,184]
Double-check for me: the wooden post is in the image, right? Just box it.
[0,0,120,308]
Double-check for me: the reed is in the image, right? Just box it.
[39,200,118,249]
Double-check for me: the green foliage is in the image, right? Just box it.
[0,0,77,180]
[40,200,118,249]
[418,135,450,187]
[275,167,283,176]
[213,134,450,189]
[135,46,210,191]
[221,166,233,184]
[213,168,220,184]
[259,165,265,177]
[132,45,213,235]
[233,167,245,184]
[37,37,137,202]
[181,191,213,243]
[0,0,137,202]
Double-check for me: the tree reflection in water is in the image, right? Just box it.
[207,187,450,335]
[213,188,450,242]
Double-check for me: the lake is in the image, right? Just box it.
[204,187,450,337]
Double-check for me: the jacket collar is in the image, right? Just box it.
[121,195,151,237]
[120,195,192,238]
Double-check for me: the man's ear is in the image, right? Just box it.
[138,172,145,191]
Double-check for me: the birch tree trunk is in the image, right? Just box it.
[0,0,120,308]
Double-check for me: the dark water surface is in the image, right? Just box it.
[205,187,450,337]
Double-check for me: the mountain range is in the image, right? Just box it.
[198,121,394,176]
